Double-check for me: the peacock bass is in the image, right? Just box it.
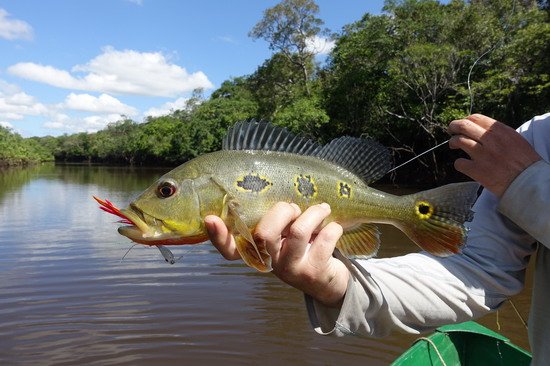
[94,121,479,272]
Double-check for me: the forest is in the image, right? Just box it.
[2,0,549,183]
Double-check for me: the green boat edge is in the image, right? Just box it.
[391,321,532,366]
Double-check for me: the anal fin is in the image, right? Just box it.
[234,234,272,272]
[337,223,380,259]
[225,197,272,272]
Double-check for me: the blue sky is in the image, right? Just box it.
[0,0,385,137]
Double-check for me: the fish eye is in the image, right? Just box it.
[157,181,177,198]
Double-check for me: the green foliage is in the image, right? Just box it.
[250,53,315,120]
[272,91,330,138]
[250,0,325,55]
[0,126,54,166]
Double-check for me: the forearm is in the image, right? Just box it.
[499,160,550,247]
[306,251,517,337]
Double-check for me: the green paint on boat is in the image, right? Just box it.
[391,321,531,365]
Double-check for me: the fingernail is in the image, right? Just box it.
[319,202,330,210]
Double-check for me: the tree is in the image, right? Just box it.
[249,0,328,96]
[0,126,54,165]
[249,53,308,119]
[187,79,259,157]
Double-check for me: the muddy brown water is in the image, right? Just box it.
[0,164,532,365]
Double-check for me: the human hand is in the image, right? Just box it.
[448,114,541,198]
[204,202,350,307]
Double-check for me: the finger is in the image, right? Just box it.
[467,113,498,130]
[453,158,479,180]
[204,215,240,260]
[448,134,483,158]
[308,221,343,266]
[280,203,332,262]
[254,202,302,260]
[448,118,488,143]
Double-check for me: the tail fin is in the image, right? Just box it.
[399,182,480,256]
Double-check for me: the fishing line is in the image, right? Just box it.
[386,139,450,174]
[120,243,137,262]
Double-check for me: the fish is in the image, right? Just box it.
[94,120,479,272]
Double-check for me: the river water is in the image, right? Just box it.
[0,164,532,365]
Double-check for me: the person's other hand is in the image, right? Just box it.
[448,114,541,198]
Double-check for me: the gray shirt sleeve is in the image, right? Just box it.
[499,159,550,247]
[306,113,550,337]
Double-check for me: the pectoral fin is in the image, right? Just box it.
[337,223,380,259]
[225,198,272,272]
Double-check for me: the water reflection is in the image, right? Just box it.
[0,164,531,365]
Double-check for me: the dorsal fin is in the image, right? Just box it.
[222,121,392,184]
[314,136,392,184]
[223,120,320,155]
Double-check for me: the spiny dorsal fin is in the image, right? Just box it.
[314,136,392,184]
[223,121,392,183]
[223,120,320,155]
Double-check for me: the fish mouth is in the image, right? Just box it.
[94,196,206,246]
[119,205,186,245]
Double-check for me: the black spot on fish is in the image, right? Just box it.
[418,203,430,215]
[236,173,272,193]
[295,175,317,198]
[339,182,352,198]
[415,200,434,219]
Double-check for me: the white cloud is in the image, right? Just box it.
[0,121,13,129]
[305,35,335,55]
[144,97,189,118]
[8,46,213,97]
[125,0,143,5]
[44,113,125,133]
[43,114,69,129]
[0,78,134,135]
[0,79,21,95]
[63,93,138,116]
[0,80,49,120]
[0,8,33,41]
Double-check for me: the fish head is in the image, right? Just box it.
[115,175,207,246]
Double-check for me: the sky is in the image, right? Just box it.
[0,0,385,137]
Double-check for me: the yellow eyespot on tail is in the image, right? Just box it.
[415,200,434,220]
[399,182,480,257]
